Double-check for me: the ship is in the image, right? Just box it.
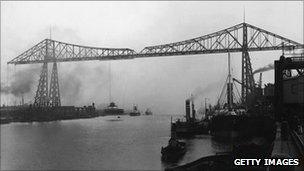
[129,105,140,116]
[161,137,186,162]
[165,53,283,171]
[171,99,209,137]
[103,102,125,115]
[102,62,125,116]
[209,51,247,140]
[145,108,153,115]
[209,52,276,142]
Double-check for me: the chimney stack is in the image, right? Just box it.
[22,94,24,105]
[192,101,196,120]
[185,99,191,122]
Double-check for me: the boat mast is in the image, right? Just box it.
[109,61,112,103]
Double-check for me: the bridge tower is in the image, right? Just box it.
[34,62,49,107]
[34,39,61,107]
[49,62,61,106]
[241,23,255,104]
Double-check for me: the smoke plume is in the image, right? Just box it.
[1,67,40,96]
[253,63,274,74]
[60,63,108,105]
[188,81,221,101]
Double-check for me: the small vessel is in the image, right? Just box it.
[129,105,140,116]
[103,62,125,116]
[145,108,153,115]
[106,115,123,122]
[171,99,208,137]
[208,52,276,156]
[104,102,125,115]
[161,137,186,161]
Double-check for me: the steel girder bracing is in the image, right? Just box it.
[138,23,303,57]
[8,39,136,64]
[241,25,255,104]
[7,22,304,107]
[49,62,61,107]
[242,51,255,103]
[8,23,304,65]
[138,23,303,104]
[34,63,49,107]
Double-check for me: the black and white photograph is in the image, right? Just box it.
[0,1,303,170]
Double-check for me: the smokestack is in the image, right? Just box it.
[191,101,196,120]
[22,94,24,105]
[185,99,191,122]
[259,73,262,88]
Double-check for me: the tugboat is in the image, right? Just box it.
[161,137,186,161]
[104,102,125,115]
[129,105,140,116]
[171,99,208,137]
[145,108,153,115]
[107,115,123,121]
[103,62,125,116]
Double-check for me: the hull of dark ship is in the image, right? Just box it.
[161,142,186,162]
[145,112,152,115]
[129,112,140,116]
[171,121,209,137]
[103,109,125,115]
[210,114,240,141]
[210,114,276,143]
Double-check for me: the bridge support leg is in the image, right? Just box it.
[241,51,255,105]
[34,62,49,107]
[242,24,255,106]
[49,62,61,107]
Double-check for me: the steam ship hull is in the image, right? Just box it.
[210,114,276,143]
[104,108,125,115]
[210,114,240,140]
[171,121,208,137]
[129,112,140,116]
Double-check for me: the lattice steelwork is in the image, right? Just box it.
[138,23,303,56]
[34,63,49,107]
[49,62,61,107]
[8,39,136,64]
[8,22,304,106]
[137,22,303,103]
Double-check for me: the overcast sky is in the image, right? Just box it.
[1,1,303,114]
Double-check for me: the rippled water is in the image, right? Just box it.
[1,115,229,170]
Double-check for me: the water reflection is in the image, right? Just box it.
[1,115,229,170]
[161,134,232,170]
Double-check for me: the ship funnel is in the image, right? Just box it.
[191,101,196,120]
[185,99,191,122]
[21,94,24,106]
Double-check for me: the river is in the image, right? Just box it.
[1,114,230,170]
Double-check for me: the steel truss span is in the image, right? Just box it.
[8,39,136,65]
[138,23,303,57]
[6,22,304,107]
[8,22,303,65]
